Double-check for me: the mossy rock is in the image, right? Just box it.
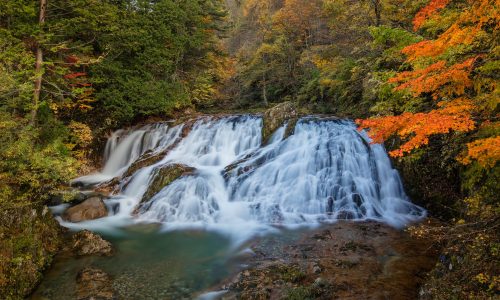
[141,164,195,204]
[262,102,298,143]
[123,149,169,178]
[284,117,299,140]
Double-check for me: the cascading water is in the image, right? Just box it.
[69,115,425,232]
[74,123,183,185]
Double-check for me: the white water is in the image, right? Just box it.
[64,115,425,235]
[73,123,182,185]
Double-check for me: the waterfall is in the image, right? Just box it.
[73,123,182,185]
[71,115,425,230]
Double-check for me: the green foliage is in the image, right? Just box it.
[89,0,227,125]
[370,25,422,54]
[0,204,62,299]
[0,113,77,205]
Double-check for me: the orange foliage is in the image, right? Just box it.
[389,57,476,98]
[357,99,476,157]
[459,136,500,168]
[405,0,499,60]
[358,1,499,160]
[272,0,322,45]
[403,25,479,60]
[413,0,451,31]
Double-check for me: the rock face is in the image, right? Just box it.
[262,101,298,143]
[63,197,108,222]
[213,221,437,300]
[72,230,113,256]
[140,164,195,204]
[76,267,116,300]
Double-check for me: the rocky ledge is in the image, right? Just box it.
[207,221,437,300]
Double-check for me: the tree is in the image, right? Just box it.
[32,0,46,124]
[358,0,499,167]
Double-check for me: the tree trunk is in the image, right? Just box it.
[371,0,381,26]
[32,0,47,125]
[262,72,268,107]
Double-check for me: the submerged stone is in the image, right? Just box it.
[72,230,113,256]
[76,267,116,300]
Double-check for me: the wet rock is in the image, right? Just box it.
[313,277,327,287]
[337,210,356,220]
[95,177,120,195]
[123,149,169,178]
[62,197,108,222]
[284,117,299,139]
[72,230,113,256]
[140,164,195,204]
[312,263,322,274]
[352,193,364,207]
[180,118,196,138]
[76,267,116,300]
[262,101,298,143]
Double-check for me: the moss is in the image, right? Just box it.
[0,204,63,299]
[287,286,314,300]
[286,281,332,300]
[140,164,195,203]
[277,265,306,283]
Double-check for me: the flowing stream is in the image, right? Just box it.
[37,115,427,299]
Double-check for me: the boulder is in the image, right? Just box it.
[63,197,108,222]
[72,230,113,256]
[262,101,298,143]
[76,267,116,300]
[140,164,195,204]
